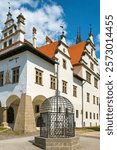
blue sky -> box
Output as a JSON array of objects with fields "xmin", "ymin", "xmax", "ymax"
[
  {"xmin": 0, "ymin": 0, "xmax": 100, "ymax": 58},
  {"xmin": 54, "ymin": 0, "xmax": 100, "ymax": 58}
]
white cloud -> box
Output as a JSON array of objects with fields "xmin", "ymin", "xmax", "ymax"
[{"xmin": 0, "ymin": 0, "xmax": 67, "ymax": 46}]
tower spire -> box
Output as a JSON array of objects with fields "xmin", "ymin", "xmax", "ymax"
[
  {"xmin": 8, "ymin": 2, "xmax": 11, "ymax": 13},
  {"xmin": 89, "ymin": 24, "xmax": 93, "ymax": 36},
  {"xmin": 76, "ymin": 27, "xmax": 82, "ymax": 44}
]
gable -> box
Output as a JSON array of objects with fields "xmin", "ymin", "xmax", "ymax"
[{"xmin": 68, "ymin": 42, "xmax": 86, "ymax": 65}]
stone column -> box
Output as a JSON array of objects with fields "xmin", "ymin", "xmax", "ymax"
[
  {"xmin": 14, "ymin": 93, "xmax": 36, "ymax": 133},
  {"xmin": 1, "ymin": 107, "xmax": 8, "ymax": 127}
]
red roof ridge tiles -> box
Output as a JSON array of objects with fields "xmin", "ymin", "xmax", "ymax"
[{"xmin": 37, "ymin": 41, "xmax": 59, "ymax": 58}]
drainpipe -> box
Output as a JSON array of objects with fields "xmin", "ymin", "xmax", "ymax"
[{"xmin": 81, "ymin": 80, "xmax": 86, "ymax": 128}]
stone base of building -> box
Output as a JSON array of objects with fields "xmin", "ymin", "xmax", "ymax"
[
  {"xmin": 1, "ymin": 122, "xmax": 8, "ymax": 128},
  {"xmin": 34, "ymin": 136, "xmax": 80, "ymax": 150}
]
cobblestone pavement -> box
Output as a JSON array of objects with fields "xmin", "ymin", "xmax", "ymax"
[{"xmin": 0, "ymin": 134, "xmax": 100, "ymax": 150}]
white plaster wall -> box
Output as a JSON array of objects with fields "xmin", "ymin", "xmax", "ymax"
[
  {"xmin": 81, "ymin": 50, "xmax": 100, "ymax": 127},
  {"xmin": 0, "ymin": 52, "xmax": 27, "ymax": 106},
  {"xmin": 26, "ymin": 51, "xmax": 56, "ymax": 99}
]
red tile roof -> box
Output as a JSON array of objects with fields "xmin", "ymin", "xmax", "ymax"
[
  {"xmin": 68, "ymin": 42, "xmax": 86, "ymax": 65},
  {"xmin": 37, "ymin": 41, "xmax": 59, "ymax": 58}
]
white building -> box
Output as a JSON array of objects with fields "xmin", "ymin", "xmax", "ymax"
[{"xmin": 0, "ymin": 10, "xmax": 100, "ymax": 132}]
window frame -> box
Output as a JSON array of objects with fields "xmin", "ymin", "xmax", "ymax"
[
  {"xmin": 76, "ymin": 110, "xmax": 79, "ymax": 118},
  {"xmin": 87, "ymin": 93, "xmax": 90, "ymax": 102},
  {"xmin": 35, "ymin": 68, "xmax": 43, "ymax": 85},
  {"xmin": 50, "ymin": 75, "xmax": 56, "ymax": 90},
  {"xmin": 12, "ymin": 67, "xmax": 20, "ymax": 84},
  {"xmin": 62, "ymin": 80, "xmax": 67, "ymax": 93},
  {"xmin": 73, "ymin": 85, "xmax": 77, "ymax": 97},
  {"xmin": 0, "ymin": 71, "xmax": 4, "ymax": 86},
  {"xmin": 63, "ymin": 59, "xmax": 67, "ymax": 69},
  {"xmin": 94, "ymin": 77, "xmax": 98, "ymax": 88},
  {"xmin": 86, "ymin": 71, "xmax": 91, "ymax": 84}
]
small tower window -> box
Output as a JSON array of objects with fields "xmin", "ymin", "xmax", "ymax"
[
  {"xmin": 91, "ymin": 49, "xmax": 93, "ymax": 57},
  {"xmin": 63, "ymin": 59, "xmax": 67, "ymax": 69},
  {"xmin": 4, "ymin": 32, "xmax": 7, "ymax": 37},
  {"xmin": 4, "ymin": 41, "xmax": 7, "ymax": 48},
  {"xmin": 9, "ymin": 29, "xmax": 13, "ymax": 35},
  {"xmin": 9, "ymin": 39, "xmax": 12, "ymax": 46}
]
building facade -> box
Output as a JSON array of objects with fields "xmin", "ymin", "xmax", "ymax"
[{"xmin": 0, "ymin": 10, "xmax": 100, "ymax": 132}]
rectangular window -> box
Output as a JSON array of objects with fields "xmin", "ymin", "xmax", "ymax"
[
  {"xmin": 9, "ymin": 39, "xmax": 12, "ymax": 46},
  {"xmin": 63, "ymin": 59, "xmax": 67, "ymax": 69},
  {"xmin": 90, "ymin": 62, "xmax": 94, "ymax": 70},
  {"xmin": 12, "ymin": 67, "xmax": 19, "ymax": 83},
  {"xmin": 35, "ymin": 105, "xmax": 40, "ymax": 113},
  {"xmin": 93, "ymin": 113, "xmax": 95, "ymax": 119},
  {"xmin": 76, "ymin": 110, "xmax": 79, "ymax": 118},
  {"xmin": 62, "ymin": 80, "xmax": 67, "ymax": 93},
  {"xmin": 73, "ymin": 85, "xmax": 77, "ymax": 97},
  {"xmin": 35, "ymin": 69, "xmax": 43, "ymax": 85},
  {"xmin": 97, "ymin": 113, "xmax": 99, "ymax": 120},
  {"xmin": 90, "ymin": 112, "xmax": 92, "ymax": 119},
  {"xmin": 4, "ymin": 41, "xmax": 7, "ymax": 48},
  {"xmin": 86, "ymin": 71, "xmax": 91, "ymax": 83},
  {"xmin": 93, "ymin": 95, "xmax": 95, "ymax": 104},
  {"xmin": 0, "ymin": 72, "xmax": 4, "ymax": 86},
  {"xmin": 50, "ymin": 75, "xmax": 56, "ymax": 90},
  {"xmin": 97, "ymin": 97, "xmax": 99, "ymax": 105},
  {"xmin": 86, "ymin": 111, "xmax": 88, "ymax": 119},
  {"xmin": 94, "ymin": 77, "xmax": 98, "ymax": 88},
  {"xmin": 87, "ymin": 93, "xmax": 90, "ymax": 102}
]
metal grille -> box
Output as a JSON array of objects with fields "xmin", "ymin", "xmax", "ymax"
[{"xmin": 40, "ymin": 112, "xmax": 75, "ymax": 138}]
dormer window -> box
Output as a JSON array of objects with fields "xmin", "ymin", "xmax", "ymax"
[
  {"xmin": 9, "ymin": 29, "xmax": 13, "ymax": 35},
  {"xmin": 9, "ymin": 39, "xmax": 12, "ymax": 46},
  {"xmin": 91, "ymin": 49, "xmax": 93, "ymax": 57},
  {"xmin": 63, "ymin": 59, "xmax": 67, "ymax": 69},
  {"xmin": 4, "ymin": 41, "xmax": 7, "ymax": 48},
  {"xmin": 4, "ymin": 32, "xmax": 7, "ymax": 37},
  {"xmin": 63, "ymin": 48, "xmax": 65, "ymax": 53}
]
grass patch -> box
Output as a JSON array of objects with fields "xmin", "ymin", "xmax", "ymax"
[
  {"xmin": 0, "ymin": 127, "xmax": 7, "ymax": 132},
  {"xmin": 75, "ymin": 126, "xmax": 100, "ymax": 133},
  {"xmin": 87, "ymin": 126, "xmax": 100, "ymax": 131}
]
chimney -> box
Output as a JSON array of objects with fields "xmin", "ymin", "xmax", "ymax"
[
  {"xmin": 17, "ymin": 13, "xmax": 25, "ymax": 43},
  {"xmin": 17, "ymin": 13, "xmax": 25, "ymax": 32},
  {"xmin": 32, "ymin": 27, "xmax": 37, "ymax": 48}
]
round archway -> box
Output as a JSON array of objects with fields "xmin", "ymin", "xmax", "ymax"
[
  {"xmin": 6, "ymin": 95, "xmax": 20, "ymax": 128},
  {"xmin": 33, "ymin": 95, "xmax": 46, "ymax": 127}
]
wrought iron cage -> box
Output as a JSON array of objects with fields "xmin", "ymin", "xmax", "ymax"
[{"xmin": 39, "ymin": 95, "xmax": 75, "ymax": 138}]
